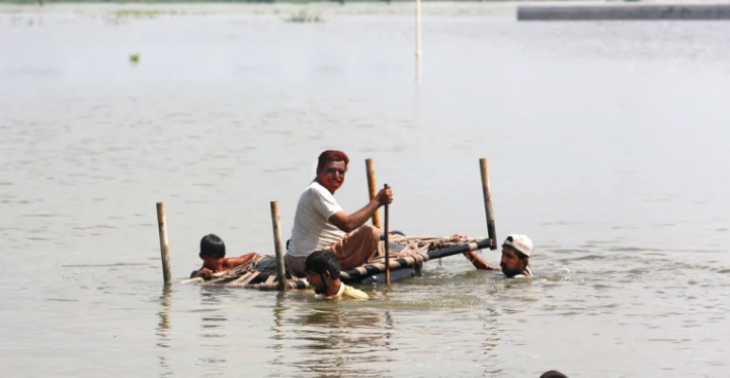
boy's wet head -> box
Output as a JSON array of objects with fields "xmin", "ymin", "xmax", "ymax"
[{"xmin": 200, "ymin": 234, "xmax": 226, "ymax": 260}]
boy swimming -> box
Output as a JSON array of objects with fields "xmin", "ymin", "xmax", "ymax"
[{"xmin": 190, "ymin": 234, "xmax": 263, "ymax": 278}]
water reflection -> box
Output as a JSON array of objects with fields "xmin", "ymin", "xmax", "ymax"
[
  {"xmin": 199, "ymin": 287, "xmax": 228, "ymax": 341},
  {"xmin": 156, "ymin": 285, "xmax": 172, "ymax": 378},
  {"xmin": 156, "ymin": 285, "xmax": 171, "ymax": 345},
  {"xmin": 273, "ymin": 291, "xmax": 287, "ymax": 335},
  {"xmin": 193, "ymin": 287, "xmax": 230, "ymax": 375},
  {"xmin": 266, "ymin": 292, "xmax": 288, "ymax": 378},
  {"xmin": 284, "ymin": 304, "xmax": 396, "ymax": 376}
]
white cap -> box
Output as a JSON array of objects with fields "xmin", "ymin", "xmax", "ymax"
[{"xmin": 503, "ymin": 234, "xmax": 533, "ymax": 257}]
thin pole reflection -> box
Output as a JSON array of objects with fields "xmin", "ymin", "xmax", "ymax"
[{"xmin": 156, "ymin": 285, "xmax": 172, "ymax": 378}]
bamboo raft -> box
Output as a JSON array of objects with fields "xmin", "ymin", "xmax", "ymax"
[
  {"xmin": 156, "ymin": 157, "xmax": 498, "ymax": 291},
  {"xmin": 177, "ymin": 235, "xmax": 492, "ymax": 291}
]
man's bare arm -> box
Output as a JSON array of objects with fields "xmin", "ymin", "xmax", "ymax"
[
  {"xmin": 222, "ymin": 253, "xmax": 261, "ymax": 269},
  {"xmin": 464, "ymin": 251, "xmax": 500, "ymax": 271},
  {"xmin": 190, "ymin": 267, "xmax": 213, "ymax": 278},
  {"xmin": 329, "ymin": 200, "xmax": 380, "ymax": 233},
  {"xmin": 329, "ymin": 188, "xmax": 392, "ymax": 232}
]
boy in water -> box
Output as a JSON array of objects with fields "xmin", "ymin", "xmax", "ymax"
[
  {"xmin": 190, "ymin": 234, "xmax": 262, "ymax": 279},
  {"xmin": 464, "ymin": 234, "xmax": 533, "ymax": 278},
  {"xmin": 305, "ymin": 250, "xmax": 369, "ymax": 300}
]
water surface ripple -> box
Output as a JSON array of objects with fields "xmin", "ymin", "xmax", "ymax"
[{"xmin": 1, "ymin": 9, "xmax": 729, "ymax": 378}]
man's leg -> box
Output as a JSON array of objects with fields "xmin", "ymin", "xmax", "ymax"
[{"xmin": 326, "ymin": 225, "xmax": 382, "ymax": 269}]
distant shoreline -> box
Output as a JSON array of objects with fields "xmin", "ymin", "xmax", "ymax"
[
  {"xmin": 0, "ymin": 1, "xmax": 525, "ymax": 17},
  {"xmin": 14, "ymin": 0, "xmax": 469, "ymax": 2},
  {"xmin": 3, "ymin": 0, "xmax": 730, "ymax": 19}
]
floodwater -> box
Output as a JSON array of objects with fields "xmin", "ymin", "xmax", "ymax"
[{"xmin": 1, "ymin": 4, "xmax": 730, "ymax": 377}]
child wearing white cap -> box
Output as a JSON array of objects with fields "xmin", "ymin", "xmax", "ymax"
[{"xmin": 464, "ymin": 234, "xmax": 533, "ymax": 278}]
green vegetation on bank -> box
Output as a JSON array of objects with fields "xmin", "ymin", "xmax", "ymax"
[{"xmin": 285, "ymin": 8, "xmax": 323, "ymax": 21}]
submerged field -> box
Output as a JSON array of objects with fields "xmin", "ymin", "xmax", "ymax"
[{"xmin": 2, "ymin": 4, "xmax": 730, "ymax": 378}]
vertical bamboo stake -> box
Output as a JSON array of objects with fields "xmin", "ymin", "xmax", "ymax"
[
  {"xmin": 270, "ymin": 201, "xmax": 287, "ymax": 291},
  {"xmin": 416, "ymin": 0, "xmax": 422, "ymax": 83},
  {"xmin": 383, "ymin": 184, "xmax": 391, "ymax": 288},
  {"xmin": 365, "ymin": 158, "xmax": 381, "ymax": 229},
  {"xmin": 479, "ymin": 158, "xmax": 498, "ymax": 250},
  {"xmin": 156, "ymin": 202, "xmax": 172, "ymax": 284},
  {"xmin": 416, "ymin": 0, "xmax": 421, "ymax": 58}
]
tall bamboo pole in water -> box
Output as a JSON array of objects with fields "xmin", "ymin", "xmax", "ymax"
[
  {"xmin": 479, "ymin": 158, "xmax": 498, "ymax": 250},
  {"xmin": 365, "ymin": 158, "xmax": 381, "ymax": 229},
  {"xmin": 416, "ymin": 0, "xmax": 422, "ymax": 82},
  {"xmin": 156, "ymin": 202, "xmax": 172, "ymax": 284},
  {"xmin": 270, "ymin": 201, "xmax": 287, "ymax": 291},
  {"xmin": 383, "ymin": 184, "xmax": 391, "ymax": 288}
]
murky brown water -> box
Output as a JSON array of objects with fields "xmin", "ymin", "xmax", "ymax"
[{"xmin": 1, "ymin": 5, "xmax": 730, "ymax": 377}]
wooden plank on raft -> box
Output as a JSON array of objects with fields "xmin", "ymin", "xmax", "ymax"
[
  {"xmin": 227, "ymin": 271, "xmax": 260, "ymax": 287},
  {"xmin": 202, "ymin": 275, "xmax": 236, "ymax": 286},
  {"xmin": 387, "ymin": 259, "xmax": 403, "ymax": 270},
  {"xmin": 240, "ymin": 271, "xmax": 261, "ymax": 285},
  {"xmin": 228, "ymin": 272, "xmax": 253, "ymax": 285}
]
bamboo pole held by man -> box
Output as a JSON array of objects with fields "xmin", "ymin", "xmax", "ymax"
[{"xmin": 384, "ymin": 183, "xmax": 391, "ymax": 288}]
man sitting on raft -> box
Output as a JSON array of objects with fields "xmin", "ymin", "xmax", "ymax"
[
  {"xmin": 190, "ymin": 234, "xmax": 268, "ymax": 279},
  {"xmin": 305, "ymin": 250, "xmax": 369, "ymax": 300},
  {"xmin": 464, "ymin": 234, "xmax": 533, "ymax": 278},
  {"xmin": 285, "ymin": 150, "xmax": 393, "ymax": 278}
]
